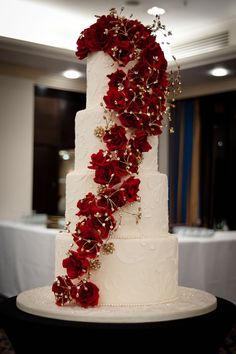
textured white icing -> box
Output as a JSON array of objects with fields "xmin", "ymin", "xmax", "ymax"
[
  {"xmin": 65, "ymin": 170, "xmax": 168, "ymax": 237},
  {"xmin": 75, "ymin": 107, "xmax": 158, "ymax": 171},
  {"xmin": 55, "ymin": 232, "xmax": 178, "ymax": 305}
]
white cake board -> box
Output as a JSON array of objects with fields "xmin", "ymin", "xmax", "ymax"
[{"xmin": 16, "ymin": 286, "xmax": 217, "ymax": 323}]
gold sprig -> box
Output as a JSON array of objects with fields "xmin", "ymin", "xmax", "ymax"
[
  {"xmin": 136, "ymin": 207, "xmax": 142, "ymax": 224},
  {"xmin": 60, "ymin": 221, "xmax": 71, "ymax": 234},
  {"xmin": 102, "ymin": 242, "xmax": 115, "ymax": 255},
  {"xmin": 90, "ymin": 258, "xmax": 101, "ymax": 270},
  {"xmin": 94, "ymin": 126, "xmax": 105, "ymax": 141},
  {"xmin": 97, "ymin": 185, "xmax": 106, "ymax": 195}
]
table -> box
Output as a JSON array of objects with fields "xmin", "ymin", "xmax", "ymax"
[
  {"xmin": 0, "ymin": 296, "xmax": 235, "ymax": 354},
  {"xmin": 0, "ymin": 221, "xmax": 56, "ymax": 296},
  {"xmin": 178, "ymin": 231, "xmax": 236, "ymax": 304},
  {"xmin": 0, "ymin": 220, "xmax": 236, "ymax": 303}
]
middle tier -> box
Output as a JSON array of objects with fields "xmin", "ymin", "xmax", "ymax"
[
  {"xmin": 65, "ymin": 170, "xmax": 169, "ymax": 238},
  {"xmin": 74, "ymin": 107, "xmax": 159, "ymax": 172}
]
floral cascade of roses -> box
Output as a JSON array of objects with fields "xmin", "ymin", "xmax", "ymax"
[{"xmin": 52, "ymin": 8, "xmax": 176, "ymax": 308}]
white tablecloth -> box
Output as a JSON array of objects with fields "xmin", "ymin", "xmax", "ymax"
[
  {"xmin": 0, "ymin": 221, "xmax": 236, "ymax": 303},
  {"xmin": 0, "ymin": 221, "xmax": 56, "ymax": 297},
  {"xmin": 178, "ymin": 231, "xmax": 236, "ymax": 304}
]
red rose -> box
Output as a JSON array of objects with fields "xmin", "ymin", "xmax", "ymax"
[
  {"xmin": 87, "ymin": 24, "xmax": 110, "ymax": 51},
  {"xmin": 142, "ymin": 112, "xmax": 163, "ymax": 136},
  {"xmin": 94, "ymin": 164, "xmax": 120, "ymax": 186},
  {"xmin": 98, "ymin": 187, "xmax": 126, "ymax": 211},
  {"xmin": 103, "ymin": 124, "xmax": 127, "ymax": 151},
  {"xmin": 76, "ymin": 15, "xmax": 114, "ymax": 59},
  {"xmin": 107, "ymin": 70, "xmax": 126, "ymax": 89},
  {"xmin": 75, "ymin": 30, "xmax": 90, "ymax": 60},
  {"xmin": 103, "ymin": 88, "xmax": 128, "ymax": 111},
  {"xmin": 121, "ymin": 176, "xmax": 140, "ymax": 203},
  {"xmin": 117, "ymin": 150, "xmax": 139, "ymax": 174},
  {"xmin": 62, "ymin": 251, "xmax": 89, "ymax": 279},
  {"xmin": 107, "ymin": 37, "xmax": 135, "ymax": 66},
  {"xmin": 73, "ymin": 219, "xmax": 102, "ymax": 258},
  {"xmin": 140, "ymin": 42, "xmax": 166, "ymax": 69},
  {"xmin": 94, "ymin": 159, "xmax": 127, "ymax": 187},
  {"xmin": 52, "ymin": 276, "xmax": 75, "ymax": 306},
  {"xmin": 128, "ymin": 62, "xmax": 153, "ymax": 86},
  {"xmin": 71, "ymin": 281, "xmax": 99, "ymax": 308},
  {"xmin": 131, "ymin": 130, "xmax": 152, "ymax": 152},
  {"xmin": 135, "ymin": 26, "xmax": 156, "ymax": 49},
  {"xmin": 75, "ymin": 234, "xmax": 101, "ymax": 258},
  {"xmin": 118, "ymin": 112, "xmax": 142, "ymax": 129},
  {"xmin": 77, "ymin": 192, "xmax": 97, "ymax": 217},
  {"xmin": 89, "ymin": 149, "xmax": 108, "ymax": 170},
  {"xmin": 91, "ymin": 205, "xmax": 116, "ymax": 238}
]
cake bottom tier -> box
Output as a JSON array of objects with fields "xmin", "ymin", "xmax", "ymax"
[{"xmin": 55, "ymin": 233, "xmax": 178, "ymax": 306}]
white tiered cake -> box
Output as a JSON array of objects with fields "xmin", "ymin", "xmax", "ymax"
[
  {"xmin": 55, "ymin": 51, "xmax": 178, "ymax": 306},
  {"xmin": 16, "ymin": 10, "xmax": 216, "ymax": 322}
]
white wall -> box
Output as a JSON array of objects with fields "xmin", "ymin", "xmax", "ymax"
[{"xmin": 0, "ymin": 75, "xmax": 34, "ymax": 220}]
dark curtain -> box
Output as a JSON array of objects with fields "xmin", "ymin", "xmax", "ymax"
[
  {"xmin": 169, "ymin": 91, "xmax": 236, "ymax": 230},
  {"xmin": 169, "ymin": 99, "xmax": 201, "ymax": 228}
]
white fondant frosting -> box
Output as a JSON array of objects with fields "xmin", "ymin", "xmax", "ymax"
[{"xmin": 56, "ymin": 232, "xmax": 178, "ymax": 305}]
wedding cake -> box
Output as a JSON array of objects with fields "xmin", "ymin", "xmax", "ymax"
[
  {"xmin": 16, "ymin": 9, "xmax": 216, "ymax": 321},
  {"xmin": 53, "ymin": 9, "xmax": 179, "ymax": 307}
]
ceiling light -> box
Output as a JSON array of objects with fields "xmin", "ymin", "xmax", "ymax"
[
  {"xmin": 62, "ymin": 69, "xmax": 83, "ymax": 79},
  {"xmin": 209, "ymin": 67, "xmax": 230, "ymax": 77},
  {"xmin": 147, "ymin": 6, "xmax": 166, "ymax": 16}
]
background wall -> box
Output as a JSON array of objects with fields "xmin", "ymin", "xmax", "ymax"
[{"xmin": 0, "ymin": 75, "xmax": 34, "ymax": 220}]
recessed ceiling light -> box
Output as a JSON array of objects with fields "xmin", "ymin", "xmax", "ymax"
[
  {"xmin": 209, "ymin": 67, "xmax": 230, "ymax": 77},
  {"xmin": 62, "ymin": 69, "xmax": 83, "ymax": 79},
  {"xmin": 147, "ymin": 6, "xmax": 166, "ymax": 16}
]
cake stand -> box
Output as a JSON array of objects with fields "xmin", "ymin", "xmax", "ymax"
[{"xmin": 16, "ymin": 286, "xmax": 217, "ymax": 323}]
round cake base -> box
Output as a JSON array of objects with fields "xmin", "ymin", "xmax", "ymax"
[{"xmin": 16, "ymin": 286, "xmax": 217, "ymax": 323}]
